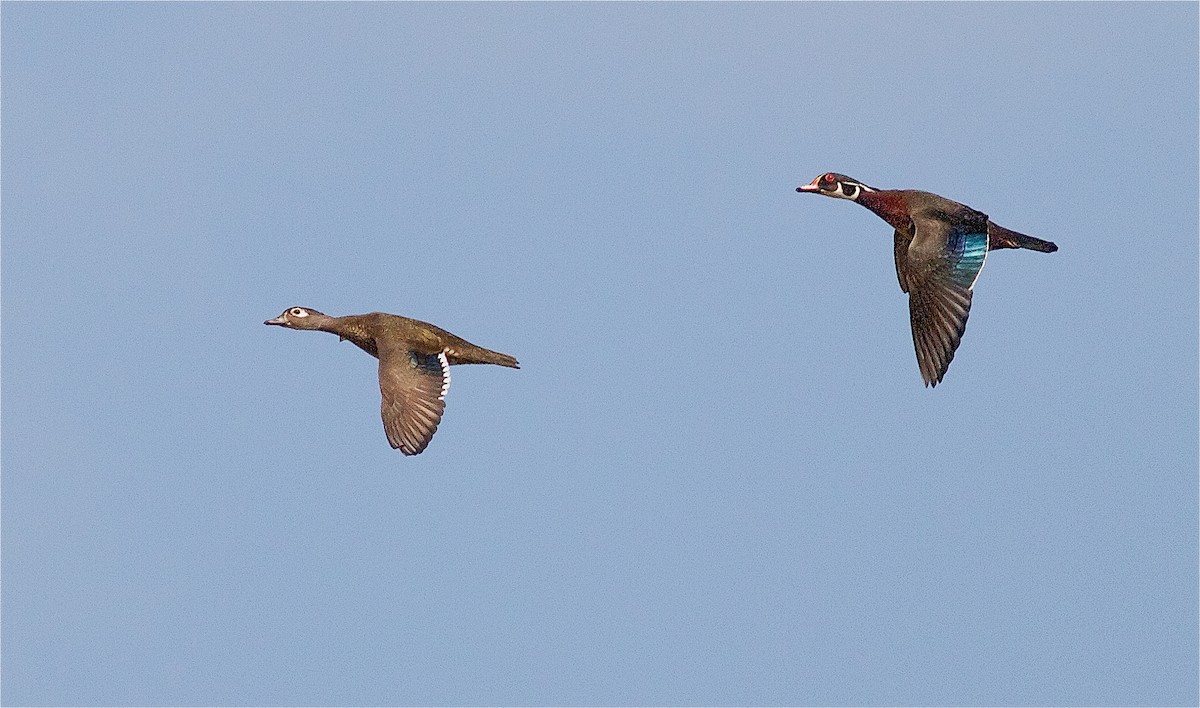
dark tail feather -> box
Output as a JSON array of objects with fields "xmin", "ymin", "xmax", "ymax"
[
  {"xmin": 458, "ymin": 346, "xmax": 519, "ymax": 368},
  {"xmin": 483, "ymin": 350, "xmax": 520, "ymax": 369},
  {"xmin": 990, "ymin": 223, "xmax": 1058, "ymax": 253}
]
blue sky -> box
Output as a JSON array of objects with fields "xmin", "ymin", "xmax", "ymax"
[{"xmin": 3, "ymin": 3, "xmax": 1196, "ymax": 706}]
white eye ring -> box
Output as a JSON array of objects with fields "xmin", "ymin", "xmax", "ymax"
[{"xmin": 290, "ymin": 308, "xmax": 308, "ymax": 317}]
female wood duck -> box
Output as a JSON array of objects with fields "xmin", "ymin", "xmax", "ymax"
[
  {"xmin": 265, "ymin": 307, "xmax": 519, "ymax": 455},
  {"xmin": 797, "ymin": 173, "xmax": 1057, "ymax": 387}
]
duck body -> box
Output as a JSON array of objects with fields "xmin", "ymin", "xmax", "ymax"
[
  {"xmin": 797, "ymin": 173, "xmax": 1057, "ymax": 387},
  {"xmin": 265, "ymin": 307, "xmax": 518, "ymax": 455},
  {"xmin": 311, "ymin": 311, "xmax": 520, "ymax": 367}
]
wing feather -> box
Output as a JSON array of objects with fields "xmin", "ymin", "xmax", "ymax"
[
  {"xmin": 378, "ymin": 345, "xmax": 450, "ymax": 455},
  {"xmin": 896, "ymin": 206, "xmax": 988, "ymax": 387}
]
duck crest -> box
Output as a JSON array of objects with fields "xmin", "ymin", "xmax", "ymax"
[{"xmin": 856, "ymin": 190, "xmax": 912, "ymax": 232}]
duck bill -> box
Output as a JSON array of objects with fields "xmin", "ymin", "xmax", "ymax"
[
  {"xmin": 796, "ymin": 180, "xmax": 821, "ymax": 193},
  {"xmin": 264, "ymin": 317, "xmax": 286, "ymax": 326}
]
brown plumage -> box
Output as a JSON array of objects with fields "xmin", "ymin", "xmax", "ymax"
[
  {"xmin": 798, "ymin": 172, "xmax": 1057, "ymax": 387},
  {"xmin": 265, "ymin": 307, "xmax": 518, "ymax": 455}
]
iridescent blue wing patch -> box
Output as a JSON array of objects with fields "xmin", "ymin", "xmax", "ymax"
[
  {"xmin": 409, "ymin": 351, "xmax": 450, "ymax": 401},
  {"xmin": 409, "ymin": 351, "xmax": 442, "ymax": 376},
  {"xmin": 945, "ymin": 226, "xmax": 988, "ymax": 290}
]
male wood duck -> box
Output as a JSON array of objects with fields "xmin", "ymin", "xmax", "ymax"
[
  {"xmin": 265, "ymin": 308, "xmax": 519, "ymax": 455},
  {"xmin": 797, "ymin": 173, "xmax": 1057, "ymax": 387}
]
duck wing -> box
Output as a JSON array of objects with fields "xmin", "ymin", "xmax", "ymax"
[
  {"xmin": 377, "ymin": 339, "xmax": 450, "ymax": 455},
  {"xmin": 894, "ymin": 203, "xmax": 989, "ymax": 387}
]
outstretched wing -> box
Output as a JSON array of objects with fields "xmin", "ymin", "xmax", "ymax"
[
  {"xmin": 377, "ymin": 341, "xmax": 450, "ymax": 455},
  {"xmin": 907, "ymin": 274, "xmax": 975, "ymax": 387},
  {"xmin": 895, "ymin": 205, "xmax": 989, "ymax": 387}
]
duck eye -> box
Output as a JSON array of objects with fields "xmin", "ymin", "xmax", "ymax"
[
  {"xmin": 823, "ymin": 173, "xmax": 837, "ymax": 183},
  {"xmin": 290, "ymin": 308, "xmax": 307, "ymax": 317}
]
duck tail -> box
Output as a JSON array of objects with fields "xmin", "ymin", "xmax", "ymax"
[
  {"xmin": 989, "ymin": 223, "xmax": 1058, "ymax": 253},
  {"xmin": 480, "ymin": 349, "xmax": 520, "ymax": 369},
  {"xmin": 453, "ymin": 345, "xmax": 519, "ymax": 368}
]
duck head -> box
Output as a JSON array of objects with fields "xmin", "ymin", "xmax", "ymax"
[
  {"xmin": 797, "ymin": 172, "xmax": 876, "ymax": 201},
  {"xmin": 264, "ymin": 307, "xmax": 331, "ymax": 330}
]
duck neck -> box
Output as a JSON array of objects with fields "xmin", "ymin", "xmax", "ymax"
[
  {"xmin": 856, "ymin": 189, "xmax": 912, "ymax": 231},
  {"xmin": 322, "ymin": 316, "xmax": 379, "ymax": 358}
]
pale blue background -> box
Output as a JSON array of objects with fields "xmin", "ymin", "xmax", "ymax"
[{"xmin": 3, "ymin": 3, "xmax": 1197, "ymax": 706}]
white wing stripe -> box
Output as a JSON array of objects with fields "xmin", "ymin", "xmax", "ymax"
[{"xmin": 438, "ymin": 351, "xmax": 451, "ymax": 401}]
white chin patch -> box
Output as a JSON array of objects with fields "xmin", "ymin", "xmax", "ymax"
[
  {"xmin": 835, "ymin": 182, "xmax": 872, "ymax": 201},
  {"xmin": 828, "ymin": 185, "xmax": 858, "ymax": 201}
]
